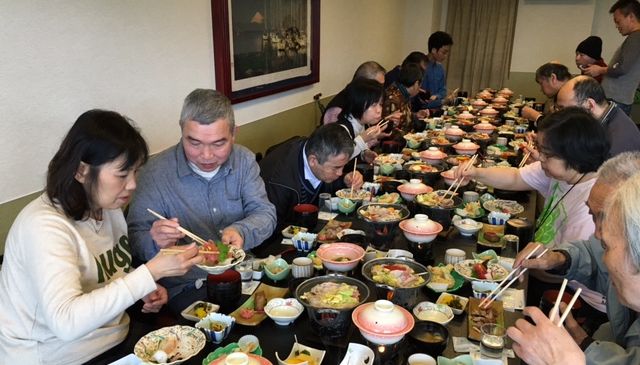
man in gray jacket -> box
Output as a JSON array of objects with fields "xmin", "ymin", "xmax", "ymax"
[
  {"xmin": 127, "ymin": 89, "xmax": 276, "ymax": 312},
  {"xmin": 513, "ymin": 152, "xmax": 640, "ymax": 365},
  {"xmin": 556, "ymin": 75, "xmax": 640, "ymax": 156}
]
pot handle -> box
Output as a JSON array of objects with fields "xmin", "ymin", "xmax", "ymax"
[
  {"xmin": 375, "ymin": 283, "xmax": 396, "ymax": 292},
  {"xmin": 316, "ymin": 308, "xmax": 341, "ymax": 316}
]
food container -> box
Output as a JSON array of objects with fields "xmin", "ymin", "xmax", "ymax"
[
  {"xmin": 479, "ymin": 107, "xmax": 499, "ymax": 116},
  {"xmin": 291, "ymin": 232, "xmax": 317, "ymax": 252},
  {"xmin": 444, "ymin": 126, "xmax": 465, "ymax": 141},
  {"xmin": 452, "ymin": 139, "xmax": 480, "ymax": 156},
  {"xmin": 471, "ymin": 99, "xmax": 488, "ymax": 108},
  {"xmin": 444, "ymin": 248, "xmax": 466, "ymax": 265},
  {"xmin": 291, "ymin": 257, "xmax": 314, "ymax": 278},
  {"xmin": 405, "ymin": 162, "xmax": 444, "ymax": 186},
  {"xmin": 264, "ymin": 298, "xmax": 304, "ymax": 326},
  {"xmin": 352, "ymin": 299, "xmax": 415, "ymax": 345},
  {"xmin": 452, "ymin": 217, "xmax": 483, "ymax": 236},
  {"xmin": 416, "ymin": 195, "xmax": 463, "ymax": 230},
  {"xmin": 412, "ymin": 301, "xmax": 454, "ymax": 325},
  {"xmin": 195, "ymin": 313, "xmax": 236, "ymax": 343},
  {"xmin": 295, "ymin": 275, "xmax": 370, "ymax": 338},
  {"xmin": 398, "ymin": 214, "xmax": 443, "ymax": 243},
  {"xmin": 316, "ymin": 243, "xmax": 365, "ymax": 272},
  {"xmin": 419, "ymin": 147, "xmax": 448, "ymax": 165},
  {"xmin": 436, "ymin": 292, "xmax": 469, "ymax": 315},
  {"xmin": 408, "ymin": 321, "xmax": 449, "ymax": 357},
  {"xmin": 505, "ymin": 217, "xmax": 534, "ymax": 249},
  {"xmin": 492, "ymin": 96, "xmax": 509, "ymax": 105},
  {"xmin": 473, "ymin": 122, "xmax": 496, "ymax": 133},
  {"xmin": 440, "ymin": 167, "xmax": 469, "ymax": 187},
  {"xmin": 361, "ymin": 258, "xmax": 430, "ymax": 309},
  {"xmin": 264, "ymin": 258, "xmax": 290, "ymax": 282},
  {"xmin": 472, "ymin": 280, "xmax": 499, "ymax": 299},
  {"xmin": 397, "ymin": 179, "xmax": 433, "ymax": 201},
  {"xmin": 457, "ymin": 110, "xmax": 475, "ymax": 120}
]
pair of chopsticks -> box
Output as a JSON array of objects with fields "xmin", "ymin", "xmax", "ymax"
[
  {"xmin": 160, "ymin": 248, "xmax": 218, "ymax": 255},
  {"xmin": 518, "ymin": 141, "xmax": 533, "ymax": 168},
  {"xmin": 366, "ymin": 117, "xmax": 390, "ymax": 135},
  {"xmin": 146, "ymin": 208, "xmax": 208, "ymax": 246},
  {"xmin": 441, "ymin": 154, "xmax": 478, "ymax": 200},
  {"xmin": 479, "ymin": 243, "xmax": 549, "ymax": 309},
  {"xmin": 349, "ymin": 158, "xmax": 358, "ymax": 199},
  {"xmin": 550, "ymin": 278, "xmax": 583, "ymax": 327}
]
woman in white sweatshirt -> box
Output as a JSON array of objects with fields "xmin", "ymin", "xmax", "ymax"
[{"xmin": 0, "ymin": 110, "xmax": 203, "ymax": 365}]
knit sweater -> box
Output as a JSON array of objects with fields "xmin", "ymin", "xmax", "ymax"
[{"xmin": 0, "ymin": 194, "xmax": 157, "ymax": 365}]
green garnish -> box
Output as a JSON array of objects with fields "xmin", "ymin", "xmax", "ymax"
[{"xmin": 216, "ymin": 242, "xmax": 230, "ymax": 262}]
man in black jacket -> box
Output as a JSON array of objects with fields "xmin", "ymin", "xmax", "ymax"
[{"xmin": 259, "ymin": 124, "xmax": 363, "ymax": 228}]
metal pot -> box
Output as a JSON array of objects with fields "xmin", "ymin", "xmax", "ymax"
[
  {"xmin": 361, "ymin": 258, "xmax": 431, "ymax": 309},
  {"xmin": 295, "ymin": 274, "xmax": 370, "ymax": 338}
]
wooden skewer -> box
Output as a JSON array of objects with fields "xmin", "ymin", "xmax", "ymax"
[
  {"xmin": 479, "ymin": 244, "xmax": 541, "ymax": 308},
  {"xmin": 557, "ymin": 288, "xmax": 582, "ymax": 327},
  {"xmin": 549, "ymin": 278, "xmax": 568, "ymax": 322},
  {"xmin": 481, "ymin": 248, "xmax": 549, "ymax": 309},
  {"xmin": 349, "ymin": 158, "xmax": 358, "ymax": 199},
  {"xmin": 146, "ymin": 208, "xmax": 208, "ymax": 246}
]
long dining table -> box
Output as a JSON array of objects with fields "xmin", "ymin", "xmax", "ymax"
[{"xmin": 107, "ymin": 189, "xmax": 536, "ymax": 365}]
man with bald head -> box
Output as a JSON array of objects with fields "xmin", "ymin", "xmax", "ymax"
[{"xmin": 556, "ymin": 75, "xmax": 640, "ymax": 156}]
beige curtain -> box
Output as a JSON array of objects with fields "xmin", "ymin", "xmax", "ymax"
[{"xmin": 445, "ymin": 0, "xmax": 519, "ymax": 94}]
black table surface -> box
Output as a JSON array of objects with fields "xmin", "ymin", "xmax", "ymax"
[{"xmin": 113, "ymin": 192, "xmax": 536, "ymax": 365}]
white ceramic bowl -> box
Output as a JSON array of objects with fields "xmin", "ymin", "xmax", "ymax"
[
  {"xmin": 471, "ymin": 280, "xmax": 500, "ymax": 299},
  {"xmin": 452, "ymin": 217, "xmax": 483, "ymax": 237},
  {"xmin": 264, "ymin": 298, "xmax": 304, "ymax": 326},
  {"xmin": 317, "ymin": 243, "xmax": 365, "ymax": 272},
  {"xmin": 408, "ymin": 353, "xmax": 436, "ymax": 365},
  {"xmin": 444, "ymin": 248, "xmax": 466, "ymax": 265},
  {"xmin": 399, "ymin": 214, "xmax": 443, "ymax": 243},
  {"xmin": 352, "ymin": 300, "xmax": 415, "ymax": 345},
  {"xmin": 397, "ymin": 179, "xmax": 433, "ymax": 202},
  {"xmin": 412, "ymin": 301, "xmax": 454, "ymax": 325}
]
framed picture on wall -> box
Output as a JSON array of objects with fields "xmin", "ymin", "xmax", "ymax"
[{"xmin": 211, "ymin": 0, "xmax": 320, "ymax": 104}]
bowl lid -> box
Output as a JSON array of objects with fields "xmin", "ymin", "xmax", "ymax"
[
  {"xmin": 479, "ymin": 107, "xmax": 498, "ymax": 115},
  {"xmin": 445, "ymin": 126, "xmax": 465, "ymax": 136},
  {"xmin": 457, "ymin": 111, "xmax": 475, "ymax": 119},
  {"xmin": 399, "ymin": 214, "xmax": 443, "ymax": 234},
  {"xmin": 420, "ymin": 147, "xmax": 447, "ymax": 159},
  {"xmin": 474, "ymin": 122, "xmax": 495, "ymax": 131},
  {"xmin": 352, "ymin": 300, "xmax": 415, "ymax": 334},
  {"xmin": 472, "ymin": 99, "xmax": 488, "ymax": 106},
  {"xmin": 398, "ymin": 179, "xmax": 433, "ymax": 195},
  {"xmin": 453, "ymin": 140, "xmax": 480, "ymax": 150}
]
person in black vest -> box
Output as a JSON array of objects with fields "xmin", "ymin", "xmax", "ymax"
[{"xmin": 259, "ymin": 124, "xmax": 363, "ymax": 228}]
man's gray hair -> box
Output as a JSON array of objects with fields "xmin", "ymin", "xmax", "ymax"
[
  {"xmin": 179, "ymin": 89, "xmax": 235, "ymax": 130},
  {"xmin": 597, "ymin": 152, "xmax": 640, "ymax": 187},
  {"xmin": 607, "ymin": 172, "xmax": 640, "ymax": 271}
]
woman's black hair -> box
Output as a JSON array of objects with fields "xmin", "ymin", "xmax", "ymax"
[
  {"xmin": 46, "ymin": 109, "xmax": 149, "ymax": 220},
  {"xmin": 342, "ymin": 78, "xmax": 384, "ymax": 120},
  {"xmin": 537, "ymin": 106, "xmax": 610, "ymax": 173}
]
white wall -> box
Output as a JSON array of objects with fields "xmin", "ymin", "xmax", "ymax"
[
  {"xmin": 510, "ymin": 0, "xmax": 623, "ymax": 73},
  {"xmin": 0, "ymin": 0, "xmax": 433, "ymax": 204}
]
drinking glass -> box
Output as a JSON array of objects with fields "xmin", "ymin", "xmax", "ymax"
[
  {"xmin": 319, "ymin": 193, "xmax": 331, "ymax": 214},
  {"xmin": 480, "ymin": 323, "xmax": 506, "ymax": 359}
]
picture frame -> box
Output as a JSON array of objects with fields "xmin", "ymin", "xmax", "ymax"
[{"xmin": 211, "ymin": 0, "xmax": 320, "ymax": 104}]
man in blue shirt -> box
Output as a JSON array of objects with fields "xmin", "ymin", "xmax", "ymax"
[
  {"xmin": 127, "ymin": 89, "xmax": 277, "ymax": 313},
  {"xmin": 421, "ymin": 31, "xmax": 454, "ymax": 109}
]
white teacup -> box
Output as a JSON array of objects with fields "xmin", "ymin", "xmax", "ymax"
[
  {"xmin": 291, "ymin": 257, "xmax": 313, "ymax": 278},
  {"xmin": 445, "ymin": 248, "xmax": 466, "ymax": 265},
  {"xmin": 408, "ymin": 353, "xmax": 436, "ymax": 365}
]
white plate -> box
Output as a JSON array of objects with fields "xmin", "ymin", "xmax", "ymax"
[
  {"xmin": 482, "ymin": 199, "xmax": 524, "ymax": 215},
  {"xmin": 339, "ymin": 343, "xmax": 375, "ymax": 365},
  {"xmin": 134, "ymin": 325, "xmax": 205, "ymax": 365},
  {"xmin": 453, "ymin": 259, "xmax": 510, "ymax": 282},
  {"xmin": 196, "ymin": 245, "xmax": 246, "ymax": 275},
  {"xmin": 180, "ymin": 300, "xmax": 220, "ymax": 322}
]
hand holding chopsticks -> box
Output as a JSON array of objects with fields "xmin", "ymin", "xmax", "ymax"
[
  {"xmin": 518, "ymin": 141, "xmax": 533, "ymax": 168},
  {"xmin": 441, "ymin": 154, "xmax": 478, "ymax": 200},
  {"xmin": 480, "ymin": 244, "xmax": 548, "ymax": 308},
  {"xmin": 146, "ymin": 208, "xmax": 208, "ymax": 246}
]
